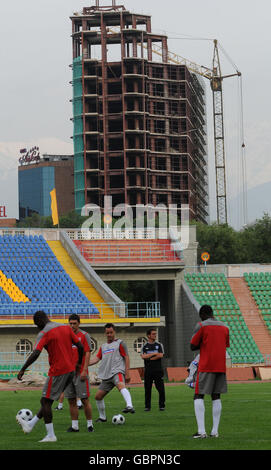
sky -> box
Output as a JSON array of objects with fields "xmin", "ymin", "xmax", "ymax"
[{"xmin": 0, "ymin": 0, "xmax": 270, "ymax": 229}]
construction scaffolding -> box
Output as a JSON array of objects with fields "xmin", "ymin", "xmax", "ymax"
[{"xmin": 71, "ymin": 2, "xmax": 209, "ymax": 222}]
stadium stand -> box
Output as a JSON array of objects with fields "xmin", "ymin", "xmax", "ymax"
[
  {"xmin": 228, "ymin": 277, "xmax": 271, "ymax": 357},
  {"xmin": 244, "ymin": 272, "xmax": 271, "ymax": 333},
  {"xmin": 184, "ymin": 272, "xmax": 264, "ymax": 364},
  {"xmin": 0, "ymin": 234, "xmax": 101, "ymax": 318},
  {"xmin": 47, "ymin": 240, "xmax": 115, "ymax": 319},
  {"xmin": 73, "ymin": 239, "xmax": 181, "ymax": 264}
]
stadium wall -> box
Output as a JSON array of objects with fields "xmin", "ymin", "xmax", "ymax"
[
  {"xmin": 168, "ymin": 271, "xmax": 186, "ymax": 367},
  {"xmin": 184, "ymin": 263, "xmax": 271, "ymax": 276},
  {"xmin": 155, "ymin": 271, "xmax": 197, "ymax": 368},
  {"xmin": 181, "ymin": 281, "xmax": 201, "ymax": 365},
  {"xmin": 0, "ymin": 326, "xmax": 156, "ymax": 370}
]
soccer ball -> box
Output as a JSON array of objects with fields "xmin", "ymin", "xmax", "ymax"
[
  {"xmin": 112, "ymin": 414, "xmax": 125, "ymax": 425},
  {"xmin": 16, "ymin": 409, "xmax": 33, "ymax": 422}
]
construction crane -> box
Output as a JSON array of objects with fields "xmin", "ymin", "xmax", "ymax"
[
  {"xmin": 150, "ymin": 39, "xmax": 242, "ymax": 225},
  {"xmin": 108, "ymin": 23, "xmax": 245, "ymax": 224}
]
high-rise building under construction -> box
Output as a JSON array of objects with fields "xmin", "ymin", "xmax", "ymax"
[{"xmin": 71, "ymin": 2, "xmax": 209, "ymax": 222}]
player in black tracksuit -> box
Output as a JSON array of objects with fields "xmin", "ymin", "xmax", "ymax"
[{"xmin": 140, "ymin": 329, "xmax": 165, "ymax": 411}]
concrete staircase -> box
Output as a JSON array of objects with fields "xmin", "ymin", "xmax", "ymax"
[
  {"xmin": 228, "ymin": 277, "xmax": 271, "ymax": 356},
  {"xmin": 47, "ymin": 241, "xmax": 114, "ymax": 319}
]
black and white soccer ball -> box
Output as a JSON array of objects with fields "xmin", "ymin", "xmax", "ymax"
[
  {"xmin": 112, "ymin": 414, "xmax": 125, "ymax": 425},
  {"xmin": 16, "ymin": 409, "xmax": 33, "ymax": 422}
]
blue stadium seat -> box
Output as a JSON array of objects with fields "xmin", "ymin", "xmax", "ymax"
[{"xmin": 0, "ymin": 234, "xmax": 98, "ymax": 317}]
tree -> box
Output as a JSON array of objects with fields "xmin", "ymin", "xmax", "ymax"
[
  {"xmin": 105, "ymin": 280, "xmax": 155, "ymax": 303},
  {"xmin": 58, "ymin": 210, "xmax": 88, "ymax": 228},
  {"xmin": 195, "ymin": 214, "xmax": 271, "ymax": 265},
  {"xmin": 240, "ymin": 213, "xmax": 271, "ymax": 263},
  {"xmin": 17, "ymin": 210, "xmax": 88, "ymax": 229},
  {"xmin": 196, "ymin": 222, "xmax": 243, "ymax": 265},
  {"xmin": 16, "ymin": 213, "xmax": 53, "ymax": 228}
]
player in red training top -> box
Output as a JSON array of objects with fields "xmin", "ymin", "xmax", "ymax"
[
  {"xmin": 190, "ymin": 304, "xmax": 229, "ymax": 439},
  {"xmin": 64, "ymin": 314, "xmax": 94, "ymax": 433},
  {"xmin": 16, "ymin": 311, "xmax": 84, "ymax": 443}
]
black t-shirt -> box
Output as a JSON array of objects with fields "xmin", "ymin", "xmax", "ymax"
[{"xmin": 141, "ymin": 341, "xmax": 164, "ymax": 374}]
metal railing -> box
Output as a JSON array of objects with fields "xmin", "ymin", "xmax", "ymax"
[
  {"xmin": 0, "ymin": 226, "xmax": 185, "ymax": 241},
  {"xmin": 0, "ymin": 352, "xmax": 270, "ymax": 380},
  {"xmin": 0, "ymin": 351, "xmax": 101, "ymax": 378},
  {"xmin": 125, "ymin": 302, "xmax": 160, "ymax": 318},
  {"xmin": 0, "ymin": 301, "xmax": 160, "ymax": 320},
  {"xmin": 0, "ymin": 351, "xmax": 48, "ymax": 376},
  {"xmin": 184, "ymin": 264, "xmax": 271, "ymax": 277},
  {"xmin": 67, "ymin": 227, "xmax": 181, "ymax": 240},
  {"xmin": 183, "ymin": 265, "xmax": 227, "ymax": 275}
]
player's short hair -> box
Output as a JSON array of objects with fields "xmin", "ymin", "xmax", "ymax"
[
  {"xmin": 69, "ymin": 313, "xmax": 80, "ymax": 323},
  {"xmin": 199, "ymin": 304, "xmax": 214, "ymax": 319},
  {"xmin": 147, "ymin": 328, "xmax": 156, "ymax": 337},
  {"xmin": 104, "ymin": 323, "xmax": 115, "ymax": 330},
  {"xmin": 33, "ymin": 310, "xmax": 48, "ymax": 325}
]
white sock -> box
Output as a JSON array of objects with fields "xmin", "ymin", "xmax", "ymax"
[
  {"xmin": 29, "ymin": 415, "xmax": 40, "ymax": 430},
  {"xmin": 45, "ymin": 422, "xmax": 55, "ymax": 438},
  {"xmin": 72, "ymin": 420, "xmax": 79, "ymax": 430},
  {"xmin": 87, "ymin": 420, "xmax": 93, "ymax": 428},
  {"xmin": 96, "ymin": 399, "xmax": 106, "ymax": 420},
  {"xmin": 194, "ymin": 399, "xmax": 206, "ymax": 434},
  {"xmin": 121, "ymin": 388, "xmax": 133, "ymax": 408},
  {"xmin": 211, "ymin": 399, "xmax": 222, "ymax": 435}
]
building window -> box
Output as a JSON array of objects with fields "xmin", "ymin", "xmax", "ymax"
[
  {"xmin": 133, "ymin": 337, "xmax": 147, "ymax": 354},
  {"xmin": 89, "ymin": 337, "xmax": 97, "ymax": 353},
  {"xmin": 16, "ymin": 339, "xmax": 33, "ymax": 356}
]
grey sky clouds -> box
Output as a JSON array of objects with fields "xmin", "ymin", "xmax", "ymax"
[{"xmin": 0, "ymin": 0, "xmax": 270, "ymax": 227}]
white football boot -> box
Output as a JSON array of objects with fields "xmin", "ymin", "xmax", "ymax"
[{"xmin": 39, "ymin": 435, "xmax": 57, "ymax": 442}]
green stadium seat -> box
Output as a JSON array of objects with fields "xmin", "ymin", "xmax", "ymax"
[
  {"xmin": 244, "ymin": 271, "xmax": 271, "ymax": 341},
  {"xmin": 187, "ymin": 272, "xmax": 266, "ymax": 364}
]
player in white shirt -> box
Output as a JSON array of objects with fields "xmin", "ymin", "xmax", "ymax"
[{"xmin": 89, "ymin": 323, "xmax": 135, "ymax": 422}]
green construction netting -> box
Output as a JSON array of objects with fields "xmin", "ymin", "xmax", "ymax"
[
  {"xmin": 74, "ymin": 155, "xmax": 85, "ymax": 172},
  {"xmin": 75, "ymin": 173, "xmax": 85, "ymax": 190},
  {"xmin": 74, "ymin": 116, "xmax": 84, "ymax": 135},
  {"xmin": 73, "ymin": 97, "xmax": 83, "ymax": 117},
  {"xmin": 73, "ymin": 135, "xmax": 84, "ymax": 154},
  {"xmin": 73, "ymin": 56, "xmax": 83, "ymax": 80},
  {"xmin": 75, "ymin": 191, "xmax": 86, "ymax": 213},
  {"xmin": 73, "ymin": 57, "xmax": 85, "ymax": 211}
]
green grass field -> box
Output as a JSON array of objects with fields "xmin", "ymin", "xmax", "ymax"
[{"xmin": 1, "ymin": 382, "xmax": 271, "ymax": 451}]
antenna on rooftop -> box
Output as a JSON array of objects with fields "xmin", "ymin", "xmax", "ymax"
[{"xmin": 90, "ymin": 0, "xmax": 125, "ymax": 11}]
